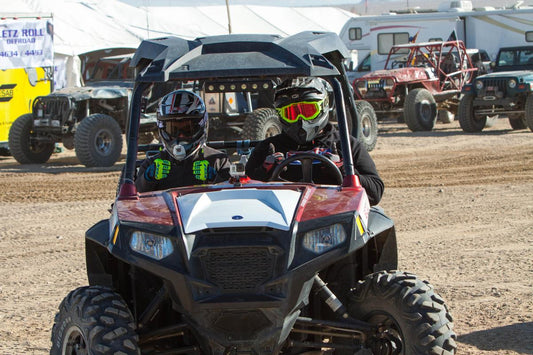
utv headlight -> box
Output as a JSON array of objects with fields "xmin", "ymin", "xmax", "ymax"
[
  {"xmin": 302, "ymin": 224, "xmax": 347, "ymax": 254},
  {"xmin": 475, "ymin": 80, "xmax": 483, "ymax": 90},
  {"xmin": 508, "ymin": 79, "xmax": 517, "ymax": 88},
  {"xmin": 130, "ymin": 231, "xmax": 173, "ymax": 260}
]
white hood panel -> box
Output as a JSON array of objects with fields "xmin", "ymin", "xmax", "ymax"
[{"xmin": 177, "ymin": 189, "xmax": 302, "ymax": 234}]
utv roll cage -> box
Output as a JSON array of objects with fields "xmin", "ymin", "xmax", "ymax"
[{"xmin": 119, "ymin": 32, "xmax": 362, "ymax": 198}]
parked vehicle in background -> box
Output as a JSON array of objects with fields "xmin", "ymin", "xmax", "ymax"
[
  {"xmin": 8, "ymin": 49, "xmax": 166, "ymax": 167},
  {"xmin": 352, "ymin": 40, "xmax": 476, "ymax": 131},
  {"xmin": 459, "ymin": 45, "xmax": 533, "ymax": 132}
]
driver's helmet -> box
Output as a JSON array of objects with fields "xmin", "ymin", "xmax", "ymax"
[
  {"xmin": 157, "ymin": 90, "xmax": 208, "ymax": 161},
  {"xmin": 274, "ymin": 77, "xmax": 329, "ymax": 145}
]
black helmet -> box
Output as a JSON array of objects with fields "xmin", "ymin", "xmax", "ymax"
[
  {"xmin": 157, "ymin": 90, "xmax": 208, "ymax": 161},
  {"xmin": 274, "ymin": 77, "xmax": 330, "ymax": 144}
]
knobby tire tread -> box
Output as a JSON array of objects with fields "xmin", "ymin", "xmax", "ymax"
[
  {"xmin": 349, "ymin": 270, "xmax": 457, "ymax": 355},
  {"xmin": 50, "ymin": 285, "xmax": 139, "ymax": 355}
]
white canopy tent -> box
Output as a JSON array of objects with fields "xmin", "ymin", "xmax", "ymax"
[{"xmin": 2, "ymin": 0, "xmax": 354, "ymax": 87}]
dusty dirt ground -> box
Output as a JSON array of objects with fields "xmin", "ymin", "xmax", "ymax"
[{"xmin": 0, "ymin": 118, "xmax": 532, "ymax": 354}]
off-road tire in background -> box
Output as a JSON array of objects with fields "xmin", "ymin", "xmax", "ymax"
[
  {"xmin": 355, "ymin": 100, "xmax": 378, "ymax": 151},
  {"xmin": 348, "ymin": 270, "xmax": 457, "ymax": 355},
  {"xmin": 404, "ymin": 88, "xmax": 437, "ymax": 131},
  {"xmin": 508, "ymin": 116, "xmax": 528, "ymax": 130},
  {"xmin": 458, "ymin": 95, "xmax": 486, "ymax": 132},
  {"xmin": 8, "ymin": 113, "xmax": 55, "ymax": 164},
  {"xmin": 74, "ymin": 114, "xmax": 123, "ymax": 167},
  {"xmin": 50, "ymin": 286, "xmax": 140, "ymax": 355},
  {"xmin": 241, "ymin": 108, "xmax": 282, "ymax": 140},
  {"xmin": 525, "ymin": 95, "xmax": 533, "ymax": 132}
]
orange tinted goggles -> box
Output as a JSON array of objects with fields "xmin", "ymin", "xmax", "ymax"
[{"xmin": 277, "ymin": 100, "xmax": 324, "ymax": 123}]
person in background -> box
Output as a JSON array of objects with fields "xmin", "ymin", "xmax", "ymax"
[
  {"xmin": 135, "ymin": 90, "xmax": 230, "ymax": 192},
  {"xmin": 245, "ymin": 77, "xmax": 384, "ymax": 205}
]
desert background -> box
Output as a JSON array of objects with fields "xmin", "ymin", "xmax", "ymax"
[{"xmin": 0, "ymin": 118, "xmax": 531, "ymax": 354}]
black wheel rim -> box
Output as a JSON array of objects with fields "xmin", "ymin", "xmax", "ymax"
[
  {"xmin": 367, "ymin": 312, "xmax": 404, "ymax": 355},
  {"xmin": 94, "ymin": 129, "xmax": 113, "ymax": 156},
  {"xmin": 63, "ymin": 325, "xmax": 88, "ymax": 355}
]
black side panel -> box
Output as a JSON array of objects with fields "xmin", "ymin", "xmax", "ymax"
[
  {"xmin": 85, "ymin": 219, "xmax": 113, "ymax": 287},
  {"xmin": 86, "ymin": 239, "xmax": 114, "ymax": 287},
  {"xmin": 368, "ymin": 207, "xmax": 398, "ymax": 271},
  {"xmin": 86, "ymin": 219, "xmax": 110, "ymax": 246},
  {"xmin": 367, "ymin": 206, "xmax": 394, "ymax": 236}
]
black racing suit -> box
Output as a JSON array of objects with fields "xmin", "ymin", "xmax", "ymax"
[
  {"xmin": 245, "ymin": 124, "xmax": 384, "ymax": 205},
  {"xmin": 135, "ymin": 145, "xmax": 230, "ymax": 193}
]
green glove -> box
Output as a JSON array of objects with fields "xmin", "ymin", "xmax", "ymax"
[
  {"xmin": 145, "ymin": 158, "xmax": 171, "ymax": 181},
  {"xmin": 193, "ymin": 160, "xmax": 210, "ymax": 181}
]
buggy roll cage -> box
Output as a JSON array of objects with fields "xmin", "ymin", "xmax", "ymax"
[
  {"xmin": 118, "ymin": 31, "xmax": 361, "ymax": 199},
  {"xmin": 385, "ymin": 40, "xmax": 477, "ymax": 91}
]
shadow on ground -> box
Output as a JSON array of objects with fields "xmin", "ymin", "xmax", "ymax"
[{"xmin": 458, "ymin": 322, "xmax": 533, "ymax": 354}]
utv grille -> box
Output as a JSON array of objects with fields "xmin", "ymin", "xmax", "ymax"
[
  {"xmin": 479, "ymin": 78, "xmax": 507, "ymax": 96},
  {"xmin": 201, "ymin": 247, "xmax": 276, "ymax": 291}
]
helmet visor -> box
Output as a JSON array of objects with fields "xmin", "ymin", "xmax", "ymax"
[
  {"xmin": 277, "ymin": 100, "xmax": 324, "ymax": 123},
  {"xmin": 162, "ymin": 118, "xmax": 201, "ymax": 141}
]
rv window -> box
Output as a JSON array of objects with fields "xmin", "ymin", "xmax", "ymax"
[
  {"xmin": 378, "ymin": 33, "xmax": 409, "ymax": 55},
  {"xmin": 429, "ymin": 38, "xmax": 443, "ymax": 42},
  {"xmin": 526, "ymin": 31, "xmax": 533, "ymax": 42},
  {"xmin": 349, "ymin": 27, "xmax": 362, "ymax": 41}
]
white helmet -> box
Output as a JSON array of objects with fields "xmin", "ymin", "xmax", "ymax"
[{"xmin": 157, "ymin": 90, "xmax": 208, "ymax": 161}]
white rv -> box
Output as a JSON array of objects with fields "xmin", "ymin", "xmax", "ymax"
[{"xmin": 340, "ymin": 2, "xmax": 533, "ymax": 77}]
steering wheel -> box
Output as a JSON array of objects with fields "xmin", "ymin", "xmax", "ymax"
[{"xmin": 269, "ymin": 152, "xmax": 343, "ymax": 185}]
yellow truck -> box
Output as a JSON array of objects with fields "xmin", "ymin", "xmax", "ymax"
[{"xmin": 0, "ymin": 67, "xmax": 52, "ymax": 154}]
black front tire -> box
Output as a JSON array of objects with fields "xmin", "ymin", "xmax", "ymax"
[
  {"xmin": 241, "ymin": 108, "xmax": 282, "ymax": 140},
  {"xmin": 458, "ymin": 95, "xmax": 485, "ymax": 132},
  {"xmin": 526, "ymin": 95, "xmax": 533, "ymax": 132},
  {"xmin": 355, "ymin": 100, "xmax": 378, "ymax": 152},
  {"xmin": 404, "ymin": 88, "xmax": 437, "ymax": 131},
  {"xmin": 50, "ymin": 286, "xmax": 140, "ymax": 355},
  {"xmin": 74, "ymin": 114, "xmax": 123, "ymax": 167},
  {"xmin": 8, "ymin": 113, "xmax": 54, "ymax": 164},
  {"xmin": 348, "ymin": 271, "xmax": 457, "ymax": 355}
]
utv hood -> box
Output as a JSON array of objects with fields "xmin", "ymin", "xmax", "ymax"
[{"xmin": 177, "ymin": 189, "xmax": 302, "ymax": 233}]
